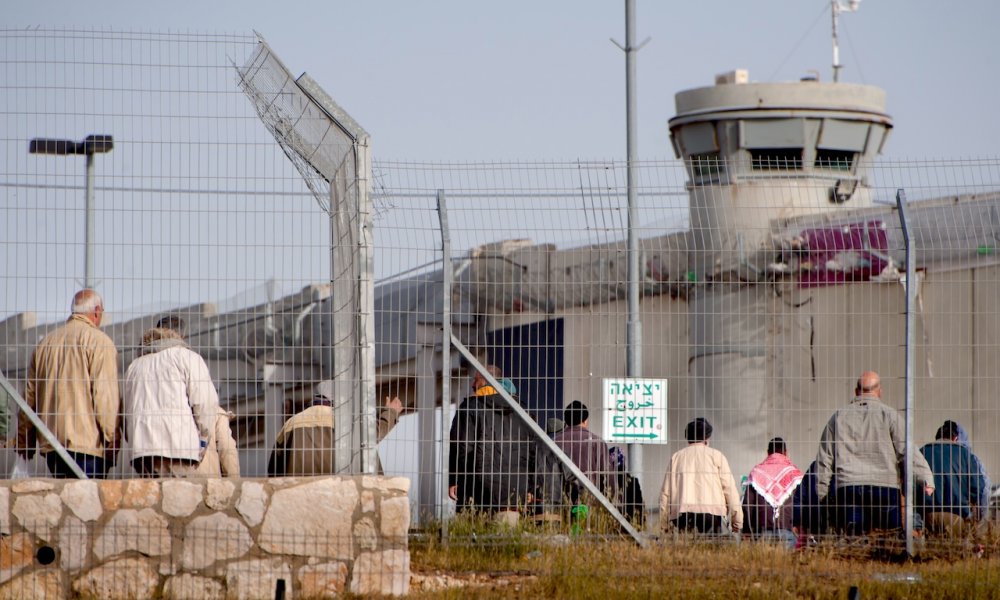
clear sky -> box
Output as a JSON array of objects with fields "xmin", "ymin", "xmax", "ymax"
[
  {"xmin": 3, "ymin": 0, "xmax": 999, "ymax": 324},
  {"xmin": 7, "ymin": 0, "xmax": 1000, "ymax": 161}
]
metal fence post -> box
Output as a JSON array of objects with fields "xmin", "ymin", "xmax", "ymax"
[
  {"xmin": 438, "ymin": 189, "xmax": 452, "ymax": 542},
  {"xmin": 897, "ymin": 188, "xmax": 916, "ymax": 557}
]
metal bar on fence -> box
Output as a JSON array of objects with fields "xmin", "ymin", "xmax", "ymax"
[
  {"xmin": 0, "ymin": 372, "xmax": 88, "ymax": 479},
  {"xmin": 438, "ymin": 189, "xmax": 453, "ymax": 541},
  {"xmin": 357, "ymin": 138, "xmax": 378, "ymax": 476},
  {"xmin": 449, "ymin": 335, "xmax": 647, "ymax": 547},
  {"xmin": 897, "ymin": 188, "xmax": 916, "ymax": 557},
  {"xmin": 330, "ymin": 178, "xmax": 355, "ymax": 474}
]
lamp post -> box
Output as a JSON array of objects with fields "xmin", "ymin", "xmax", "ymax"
[{"xmin": 28, "ymin": 134, "xmax": 114, "ymax": 289}]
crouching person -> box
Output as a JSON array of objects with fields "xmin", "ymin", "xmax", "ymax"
[
  {"xmin": 659, "ymin": 418, "xmax": 743, "ymax": 536},
  {"xmin": 742, "ymin": 437, "xmax": 803, "ymax": 548}
]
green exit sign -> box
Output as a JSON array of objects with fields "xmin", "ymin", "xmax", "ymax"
[{"xmin": 601, "ymin": 378, "xmax": 668, "ymax": 444}]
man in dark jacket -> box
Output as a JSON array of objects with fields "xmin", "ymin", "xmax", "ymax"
[
  {"xmin": 793, "ymin": 461, "xmax": 826, "ymax": 542},
  {"xmin": 448, "ymin": 365, "xmax": 538, "ymax": 513},
  {"xmin": 918, "ymin": 420, "xmax": 990, "ymax": 536},
  {"xmin": 553, "ymin": 401, "xmax": 618, "ymax": 505}
]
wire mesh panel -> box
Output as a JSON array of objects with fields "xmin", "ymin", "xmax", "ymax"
[
  {"xmin": 0, "ymin": 29, "xmax": 374, "ymax": 481},
  {"xmin": 3, "ymin": 28, "xmax": 1000, "ymax": 591},
  {"xmin": 371, "ymin": 155, "xmax": 1000, "ymax": 556}
]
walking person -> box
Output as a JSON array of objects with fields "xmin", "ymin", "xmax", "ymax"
[
  {"xmin": 16, "ymin": 289, "xmax": 121, "ymax": 478},
  {"xmin": 124, "ymin": 326, "xmax": 220, "ymax": 477}
]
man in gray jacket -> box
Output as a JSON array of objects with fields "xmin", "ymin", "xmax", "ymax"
[{"xmin": 815, "ymin": 371, "xmax": 935, "ymax": 534}]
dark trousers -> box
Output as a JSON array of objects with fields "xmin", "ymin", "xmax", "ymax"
[
  {"xmin": 832, "ymin": 485, "xmax": 901, "ymax": 534},
  {"xmin": 46, "ymin": 451, "xmax": 107, "ymax": 479},
  {"xmin": 673, "ymin": 512, "xmax": 724, "ymax": 533}
]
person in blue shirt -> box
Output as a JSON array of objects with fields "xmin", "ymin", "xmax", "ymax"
[{"xmin": 918, "ymin": 420, "xmax": 991, "ymax": 537}]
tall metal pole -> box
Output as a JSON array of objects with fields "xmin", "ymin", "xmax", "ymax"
[
  {"xmin": 831, "ymin": 0, "xmax": 842, "ymax": 83},
  {"xmin": 623, "ymin": 0, "xmax": 644, "ymax": 490},
  {"xmin": 831, "ymin": 0, "xmax": 861, "ymax": 83},
  {"xmin": 84, "ymin": 152, "xmax": 96, "ymax": 289},
  {"xmin": 437, "ymin": 189, "xmax": 453, "ymax": 539},
  {"xmin": 897, "ymin": 188, "xmax": 916, "ymax": 557}
]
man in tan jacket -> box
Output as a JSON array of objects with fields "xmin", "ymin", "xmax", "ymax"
[
  {"xmin": 659, "ymin": 417, "xmax": 743, "ymax": 534},
  {"xmin": 267, "ymin": 381, "xmax": 403, "ymax": 476},
  {"xmin": 17, "ymin": 289, "xmax": 121, "ymax": 478}
]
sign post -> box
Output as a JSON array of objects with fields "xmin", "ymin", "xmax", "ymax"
[{"xmin": 602, "ymin": 378, "xmax": 668, "ymax": 444}]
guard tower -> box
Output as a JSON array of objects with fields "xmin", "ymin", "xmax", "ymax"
[
  {"xmin": 669, "ymin": 69, "xmax": 892, "ymax": 276},
  {"xmin": 668, "ymin": 70, "xmax": 894, "ymax": 478}
]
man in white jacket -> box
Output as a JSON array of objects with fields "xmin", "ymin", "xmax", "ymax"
[{"xmin": 124, "ymin": 327, "xmax": 220, "ymax": 477}]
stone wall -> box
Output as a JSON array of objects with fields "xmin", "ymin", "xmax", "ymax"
[{"xmin": 0, "ymin": 475, "xmax": 410, "ymax": 599}]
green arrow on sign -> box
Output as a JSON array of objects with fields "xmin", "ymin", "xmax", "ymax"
[{"xmin": 611, "ymin": 433, "xmax": 658, "ymax": 439}]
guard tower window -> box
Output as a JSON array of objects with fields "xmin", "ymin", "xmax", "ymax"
[
  {"xmin": 750, "ymin": 148, "xmax": 802, "ymax": 171},
  {"xmin": 689, "ymin": 152, "xmax": 724, "ymax": 180},
  {"xmin": 815, "ymin": 149, "xmax": 855, "ymax": 171}
]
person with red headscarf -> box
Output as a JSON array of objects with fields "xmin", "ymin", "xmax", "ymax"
[{"xmin": 742, "ymin": 437, "xmax": 803, "ymax": 547}]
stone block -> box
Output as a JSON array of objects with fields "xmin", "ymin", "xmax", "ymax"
[
  {"xmin": 380, "ymin": 496, "xmax": 410, "ymax": 540},
  {"xmin": 236, "ymin": 482, "xmax": 267, "ymax": 527},
  {"xmin": 0, "ymin": 569, "xmax": 64, "ymax": 600},
  {"xmin": 10, "ymin": 480, "xmax": 53, "ymax": 494},
  {"xmin": 205, "ymin": 479, "xmax": 235, "ymax": 510},
  {"xmin": 225, "ymin": 558, "xmax": 292, "ymax": 600},
  {"xmin": 297, "ymin": 562, "xmax": 348, "ymax": 598},
  {"xmin": 98, "ymin": 480, "xmax": 123, "ymax": 510},
  {"xmin": 182, "ymin": 513, "xmax": 253, "ymax": 570},
  {"xmin": 361, "ymin": 490, "xmax": 375, "ymax": 513},
  {"xmin": 72, "ymin": 557, "xmax": 160, "ymax": 600},
  {"xmin": 93, "ymin": 508, "xmax": 171, "ymax": 560},
  {"xmin": 0, "ymin": 534, "xmax": 34, "ymax": 584},
  {"xmin": 163, "ymin": 573, "xmax": 225, "ymax": 600},
  {"xmin": 12, "ymin": 493, "xmax": 61, "ymax": 541},
  {"xmin": 259, "ymin": 478, "xmax": 357, "ymax": 559},
  {"xmin": 121, "ymin": 480, "xmax": 159, "ymax": 508},
  {"xmin": 361, "ymin": 475, "xmax": 410, "ymax": 494},
  {"xmin": 161, "ymin": 480, "xmax": 203, "ymax": 517},
  {"xmin": 58, "ymin": 515, "xmax": 90, "ymax": 572},
  {"xmin": 354, "ymin": 518, "xmax": 377, "ymax": 551},
  {"xmin": 349, "ymin": 549, "xmax": 410, "ymax": 597},
  {"xmin": 60, "ymin": 480, "xmax": 102, "ymax": 522}
]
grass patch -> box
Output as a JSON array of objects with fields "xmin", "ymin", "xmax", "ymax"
[{"xmin": 410, "ymin": 525, "xmax": 1000, "ymax": 599}]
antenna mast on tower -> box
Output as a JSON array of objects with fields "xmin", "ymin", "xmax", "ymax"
[{"xmin": 832, "ymin": 0, "xmax": 861, "ymax": 82}]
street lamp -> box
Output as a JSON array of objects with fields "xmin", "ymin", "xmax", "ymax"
[{"xmin": 29, "ymin": 134, "xmax": 114, "ymax": 289}]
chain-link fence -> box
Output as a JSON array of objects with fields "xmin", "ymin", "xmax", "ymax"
[
  {"xmin": 3, "ymin": 29, "xmax": 1000, "ymax": 594},
  {"xmin": 373, "ymin": 158, "xmax": 1000, "ymax": 547}
]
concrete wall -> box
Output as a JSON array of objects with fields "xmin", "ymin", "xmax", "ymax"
[
  {"xmin": 486, "ymin": 266, "xmax": 1000, "ymax": 504},
  {"xmin": 0, "ymin": 476, "xmax": 410, "ymax": 599}
]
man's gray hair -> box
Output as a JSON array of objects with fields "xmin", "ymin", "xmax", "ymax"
[{"xmin": 71, "ymin": 290, "xmax": 103, "ymax": 314}]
